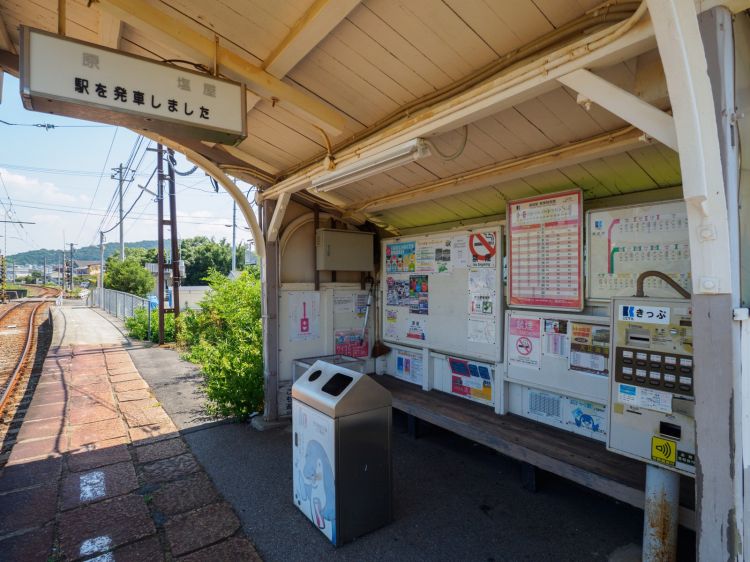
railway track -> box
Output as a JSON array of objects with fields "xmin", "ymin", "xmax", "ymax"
[{"xmin": 0, "ymin": 301, "xmax": 49, "ymax": 418}]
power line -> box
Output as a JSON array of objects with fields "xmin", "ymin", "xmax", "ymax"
[
  {"xmin": 0, "ymin": 162, "xmax": 151, "ymax": 178},
  {"xmin": 74, "ymin": 127, "xmax": 120, "ymax": 245},
  {"xmin": 0, "ymin": 118, "xmax": 115, "ymax": 130}
]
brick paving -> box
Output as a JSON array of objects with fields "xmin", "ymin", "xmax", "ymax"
[{"xmin": 0, "ymin": 344, "xmax": 261, "ymax": 561}]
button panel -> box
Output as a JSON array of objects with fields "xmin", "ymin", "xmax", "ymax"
[{"xmin": 615, "ymin": 347, "xmax": 693, "ymax": 397}]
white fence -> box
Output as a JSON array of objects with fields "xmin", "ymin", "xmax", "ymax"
[{"xmin": 90, "ymin": 287, "xmax": 149, "ymax": 320}]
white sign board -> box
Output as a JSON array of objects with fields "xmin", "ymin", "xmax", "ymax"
[{"xmin": 20, "ymin": 27, "xmax": 246, "ymax": 145}]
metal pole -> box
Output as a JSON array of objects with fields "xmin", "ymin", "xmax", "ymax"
[
  {"xmin": 231, "ymin": 199, "xmax": 237, "ymax": 275},
  {"xmin": 99, "ymin": 231, "xmax": 105, "ymax": 308},
  {"xmin": 118, "ymin": 163, "xmax": 125, "ymax": 261},
  {"xmin": 642, "ymin": 464, "xmax": 680, "ymax": 561},
  {"xmin": 167, "ymin": 149, "xmax": 180, "ymax": 320},
  {"xmin": 157, "ymin": 146, "xmax": 165, "ymax": 344},
  {"xmin": 69, "ymin": 243, "xmax": 75, "ymax": 291},
  {"xmin": 43, "ymin": 256, "xmax": 46, "ymax": 285}
]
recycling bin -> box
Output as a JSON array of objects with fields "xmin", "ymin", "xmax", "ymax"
[{"xmin": 292, "ymin": 360, "xmax": 392, "ymax": 546}]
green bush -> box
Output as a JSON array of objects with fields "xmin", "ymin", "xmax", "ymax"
[
  {"xmin": 178, "ymin": 269, "xmax": 263, "ymax": 419},
  {"xmin": 125, "ymin": 307, "xmax": 176, "ymax": 343}
]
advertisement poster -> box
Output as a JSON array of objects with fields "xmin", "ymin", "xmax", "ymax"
[
  {"xmin": 508, "ymin": 315, "xmax": 541, "ymax": 369},
  {"xmin": 407, "ymin": 320, "xmax": 426, "ymax": 341},
  {"xmin": 394, "ymin": 349, "xmax": 423, "ymax": 385},
  {"xmin": 386, "ymin": 276, "xmax": 410, "ymax": 306},
  {"xmin": 385, "ymin": 241, "xmax": 416, "ymax": 273},
  {"xmin": 288, "ymin": 291, "xmax": 320, "ymax": 341},
  {"xmin": 451, "ymin": 235, "xmax": 469, "ymax": 268},
  {"xmin": 568, "ymin": 322, "xmax": 610, "ymax": 376},
  {"xmin": 409, "ymin": 275, "xmax": 429, "ymax": 315},
  {"xmin": 449, "ymin": 356, "xmax": 493, "ymax": 403},
  {"xmin": 508, "ymin": 190, "xmax": 583, "ymax": 310},
  {"xmin": 543, "ymin": 319, "xmax": 569, "ymax": 358},
  {"xmin": 467, "ymin": 317, "xmax": 496, "ymax": 345},
  {"xmin": 417, "ymin": 239, "xmax": 452, "ymax": 274},
  {"xmin": 468, "ymin": 231, "xmax": 498, "ymax": 268},
  {"xmin": 334, "ymin": 329, "xmax": 369, "ymax": 358}
]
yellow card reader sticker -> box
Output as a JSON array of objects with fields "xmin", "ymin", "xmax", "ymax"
[{"xmin": 651, "ymin": 436, "xmax": 677, "ymax": 466}]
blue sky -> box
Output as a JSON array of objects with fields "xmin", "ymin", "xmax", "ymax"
[{"xmin": 0, "ymin": 73, "xmax": 255, "ymax": 258}]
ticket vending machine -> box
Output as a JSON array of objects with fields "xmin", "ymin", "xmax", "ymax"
[{"xmin": 606, "ymin": 297, "xmax": 695, "ymax": 476}]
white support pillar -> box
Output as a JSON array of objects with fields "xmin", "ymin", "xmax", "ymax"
[{"xmin": 648, "ymin": 2, "xmax": 743, "ymax": 559}]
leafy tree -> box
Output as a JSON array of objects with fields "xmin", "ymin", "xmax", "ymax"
[
  {"xmin": 179, "ymin": 237, "xmax": 246, "ymax": 285},
  {"xmin": 104, "ymin": 255, "xmax": 153, "ymax": 297}
]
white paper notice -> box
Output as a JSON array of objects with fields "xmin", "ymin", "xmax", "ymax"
[
  {"xmin": 468, "ymin": 268, "xmax": 496, "ymax": 292},
  {"xmin": 637, "ymin": 387, "xmax": 673, "ymax": 413},
  {"xmin": 333, "ymin": 294, "xmax": 354, "ymax": 314},
  {"xmin": 467, "ymin": 317, "xmax": 496, "ymax": 344},
  {"xmin": 508, "ymin": 315, "xmax": 541, "ymax": 370},
  {"xmin": 451, "ymin": 236, "xmax": 469, "ymax": 269}
]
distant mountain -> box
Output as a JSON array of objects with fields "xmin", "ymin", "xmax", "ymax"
[{"xmin": 7, "ymin": 240, "xmax": 159, "ymax": 266}]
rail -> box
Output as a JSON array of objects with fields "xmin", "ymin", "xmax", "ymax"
[
  {"xmin": 0, "ymin": 301, "xmax": 44, "ymax": 414},
  {"xmin": 90, "ymin": 287, "xmax": 149, "ymax": 320}
]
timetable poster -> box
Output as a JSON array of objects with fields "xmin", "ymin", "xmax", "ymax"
[{"xmin": 507, "ymin": 190, "xmax": 583, "ymax": 310}]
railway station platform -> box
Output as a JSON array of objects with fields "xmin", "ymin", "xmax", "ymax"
[
  {"xmin": 1, "ymin": 303, "xmax": 696, "ymax": 561},
  {"xmin": 0, "ymin": 303, "xmax": 260, "ymax": 561}
]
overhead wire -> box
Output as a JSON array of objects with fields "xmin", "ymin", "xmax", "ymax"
[{"xmin": 74, "ymin": 127, "xmax": 120, "ymax": 245}]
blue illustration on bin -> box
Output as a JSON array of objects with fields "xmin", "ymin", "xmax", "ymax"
[
  {"xmin": 572, "ymin": 408, "xmax": 600, "ymax": 432},
  {"xmin": 298, "ymin": 439, "xmax": 336, "ymax": 540}
]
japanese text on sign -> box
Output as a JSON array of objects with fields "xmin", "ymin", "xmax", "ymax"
[{"xmin": 507, "ymin": 190, "xmax": 583, "ymax": 310}]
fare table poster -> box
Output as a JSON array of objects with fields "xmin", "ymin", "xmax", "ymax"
[{"xmin": 507, "ymin": 189, "xmax": 583, "ymax": 311}]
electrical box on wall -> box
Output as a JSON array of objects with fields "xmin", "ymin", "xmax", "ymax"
[
  {"xmin": 607, "ymin": 297, "xmax": 695, "ymax": 476},
  {"xmin": 316, "ymin": 229, "xmax": 374, "ymax": 271}
]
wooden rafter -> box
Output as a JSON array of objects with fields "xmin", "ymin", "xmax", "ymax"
[
  {"xmin": 98, "ymin": 0, "xmax": 347, "ymax": 135},
  {"xmin": 98, "ymin": 11, "xmax": 122, "ymax": 49},
  {"xmin": 264, "ymin": 0, "xmax": 361, "ymax": 78},
  {"xmin": 0, "ymin": 10, "xmax": 16, "ymax": 54}
]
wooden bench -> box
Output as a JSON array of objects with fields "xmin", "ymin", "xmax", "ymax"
[{"xmin": 378, "ymin": 375, "xmax": 696, "ymax": 530}]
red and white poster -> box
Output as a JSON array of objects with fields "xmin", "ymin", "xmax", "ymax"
[
  {"xmin": 508, "ymin": 315, "xmax": 541, "ymax": 370},
  {"xmin": 507, "ymin": 190, "xmax": 583, "ymax": 310}
]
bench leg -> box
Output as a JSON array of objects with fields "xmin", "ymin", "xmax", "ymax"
[
  {"xmin": 521, "ymin": 462, "xmax": 537, "ymax": 492},
  {"xmin": 407, "ymin": 414, "xmax": 419, "ymax": 439}
]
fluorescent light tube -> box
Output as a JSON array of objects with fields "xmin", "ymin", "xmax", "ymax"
[{"xmin": 311, "ymin": 138, "xmax": 431, "ymax": 193}]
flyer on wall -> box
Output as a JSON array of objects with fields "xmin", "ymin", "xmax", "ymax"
[
  {"xmin": 508, "ymin": 315, "xmax": 541, "ymax": 369},
  {"xmin": 568, "ymin": 322, "xmax": 610, "ymax": 376}
]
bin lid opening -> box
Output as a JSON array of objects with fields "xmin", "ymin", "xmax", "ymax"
[
  {"xmin": 321, "ymin": 373, "xmax": 354, "ymax": 397},
  {"xmin": 308, "ymin": 370, "xmax": 322, "ymax": 382}
]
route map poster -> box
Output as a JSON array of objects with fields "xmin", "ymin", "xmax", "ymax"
[
  {"xmin": 586, "ymin": 201, "xmax": 690, "ymax": 300},
  {"xmin": 507, "ymin": 190, "xmax": 583, "ymax": 310}
]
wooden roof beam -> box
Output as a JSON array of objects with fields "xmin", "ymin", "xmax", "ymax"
[
  {"xmin": 264, "ymin": 0, "xmax": 361, "ymax": 78},
  {"xmin": 349, "ymin": 127, "xmax": 650, "ymax": 215},
  {"xmin": 98, "ymin": 11, "xmax": 122, "ymax": 49},
  {"xmin": 97, "ymin": 0, "xmax": 347, "ymax": 136},
  {"xmin": 0, "ymin": 10, "xmax": 16, "ymax": 54}
]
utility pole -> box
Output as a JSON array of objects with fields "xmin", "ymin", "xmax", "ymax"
[
  {"xmin": 68, "ymin": 243, "xmax": 75, "ymax": 291},
  {"xmin": 112, "ymin": 164, "xmax": 126, "ymax": 261},
  {"xmin": 157, "ymin": 145, "xmax": 165, "ymax": 344},
  {"xmin": 167, "ymin": 148, "xmax": 181, "ymax": 320},
  {"xmin": 43, "ymin": 256, "xmax": 47, "ymax": 284},
  {"xmin": 99, "ymin": 231, "xmax": 105, "ymax": 308}
]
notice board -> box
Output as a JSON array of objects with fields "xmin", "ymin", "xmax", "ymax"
[
  {"xmin": 507, "ymin": 189, "xmax": 584, "ymax": 310},
  {"xmin": 381, "ymin": 226, "xmax": 503, "ymax": 363},
  {"xmin": 586, "ymin": 200, "xmax": 691, "ymax": 300}
]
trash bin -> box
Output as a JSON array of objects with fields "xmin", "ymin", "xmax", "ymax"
[{"xmin": 292, "ymin": 360, "xmax": 392, "ymax": 546}]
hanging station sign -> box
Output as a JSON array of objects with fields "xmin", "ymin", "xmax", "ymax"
[{"xmin": 19, "ymin": 27, "xmax": 246, "ymax": 145}]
